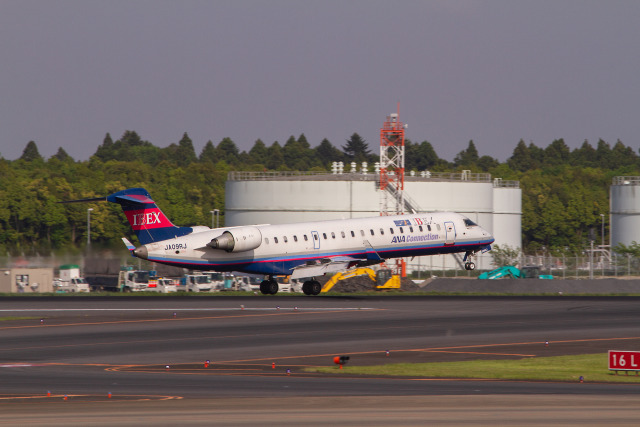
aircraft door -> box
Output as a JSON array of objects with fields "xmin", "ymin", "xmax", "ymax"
[
  {"xmin": 311, "ymin": 231, "xmax": 320, "ymax": 250},
  {"xmin": 444, "ymin": 221, "xmax": 456, "ymax": 246}
]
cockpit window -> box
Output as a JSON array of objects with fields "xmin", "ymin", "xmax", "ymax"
[{"xmin": 464, "ymin": 218, "xmax": 478, "ymax": 227}]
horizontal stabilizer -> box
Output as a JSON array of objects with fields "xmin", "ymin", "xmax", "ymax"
[
  {"xmin": 58, "ymin": 196, "xmax": 107, "ymax": 204},
  {"xmin": 122, "ymin": 237, "xmax": 136, "ymax": 252}
]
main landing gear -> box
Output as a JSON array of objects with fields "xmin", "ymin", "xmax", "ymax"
[
  {"xmin": 259, "ymin": 277, "xmax": 279, "ymax": 295},
  {"xmin": 302, "ymin": 280, "xmax": 322, "ymax": 296}
]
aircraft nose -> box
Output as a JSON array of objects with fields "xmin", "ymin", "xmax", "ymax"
[{"xmin": 133, "ymin": 245, "xmax": 148, "ymax": 260}]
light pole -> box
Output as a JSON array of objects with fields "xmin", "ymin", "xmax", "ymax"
[
  {"xmin": 211, "ymin": 209, "xmax": 219, "ymax": 229},
  {"xmin": 87, "ymin": 208, "xmax": 94, "ymax": 247},
  {"xmin": 600, "ymin": 214, "xmax": 605, "ymax": 248}
]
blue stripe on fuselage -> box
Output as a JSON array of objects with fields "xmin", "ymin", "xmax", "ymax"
[{"xmin": 145, "ymin": 239, "xmax": 493, "ymax": 275}]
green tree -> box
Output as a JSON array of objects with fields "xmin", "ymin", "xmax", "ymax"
[
  {"xmin": 248, "ymin": 139, "xmax": 268, "ymax": 166},
  {"xmin": 342, "ymin": 133, "xmax": 371, "ymax": 164},
  {"xmin": 216, "ymin": 137, "xmax": 240, "ymax": 165},
  {"xmin": 508, "ymin": 139, "xmax": 538, "ymax": 172},
  {"xmin": 283, "ymin": 135, "xmax": 310, "ymax": 170},
  {"xmin": 610, "ymin": 140, "xmax": 637, "ymax": 168},
  {"xmin": 453, "ymin": 140, "xmax": 479, "ymax": 168},
  {"xmin": 199, "ymin": 140, "xmax": 218, "ymax": 163},
  {"xmin": 490, "ymin": 244, "xmax": 521, "ymax": 267},
  {"xmin": 51, "ymin": 147, "xmax": 73, "ymax": 162},
  {"xmin": 543, "ymin": 139, "xmax": 571, "ymax": 167},
  {"xmin": 570, "ymin": 140, "xmax": 598, "ymax": 168},
  {"xmin": 175, "ymin": 132, "xmax": 197, "ymax": 166},
  {"xmin": 94, "ymin": 133, "xmax": 114, "ymax": 161},
  {"xmin": 314, "ymin": 138, "xmax": 342, "ymax": 167},
  {"xmin": 596, "ymin": 139, "xmax": 612, "ymax": 168},
  {"xmin": 266, "ymin": 141, "xmax": 285, "ymax": 169},
  {"xmin": 20, "ymin": 141, "xmax": 43, "ymax": 162}
]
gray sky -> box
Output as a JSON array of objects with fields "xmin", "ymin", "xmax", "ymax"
[{"xmin": 2, "ymin": 0, "xmax": 639, "ymax": 162}]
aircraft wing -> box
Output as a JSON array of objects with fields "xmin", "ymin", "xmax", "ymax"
[{"xmin": 290, "ymin": 256, "xmax": 362, "ymax": 280}]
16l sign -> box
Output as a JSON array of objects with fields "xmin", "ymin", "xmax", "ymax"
[{"xmin": 608, "ymin": 350, "xmax": 640, "ymax": 371}]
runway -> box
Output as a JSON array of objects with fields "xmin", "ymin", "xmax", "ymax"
[{"xmin": 1, "ymin": 295, "xmax": 640, "ymax": 425}]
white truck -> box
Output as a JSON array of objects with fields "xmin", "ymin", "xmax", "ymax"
[
  {"xmin": 53, "ymin": 265, "xmax": 90, "ymax": 293},
  {"xmin": 180, "ymin": 273, "xmax": 214, "ymax": 292},
  {"xmin": 118, "ymin": 269, "xmax": 152, "ymax": 292},
  {"xmin": 147, "ymin": 277, "xmax": 178, "ymax": 293}
]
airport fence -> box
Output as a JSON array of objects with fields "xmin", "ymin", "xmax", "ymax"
[
  {"xmin": 2, "ymin": 252, "xmax": 640, "ymax": 280},
  {"xmin": 407, "ymin": 252, "xmax": 640, "ymax": 279}
]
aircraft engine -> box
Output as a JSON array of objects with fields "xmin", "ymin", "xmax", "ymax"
[{"xmin": 207, "ymin": 227, "xmax": 262, "ymax": 252}]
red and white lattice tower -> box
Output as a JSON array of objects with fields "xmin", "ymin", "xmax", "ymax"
[
  {"xmin": 379, "ymin": 107, "xmax": 406, "ymax": 277},
  {"xmin": 379, "ymin": 108, "xmax": 405, "ymax": 216}
]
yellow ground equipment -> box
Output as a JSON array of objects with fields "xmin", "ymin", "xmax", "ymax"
[{"xmin": 321, "ymin": 268, "xmax": 401, "ymax": 293}]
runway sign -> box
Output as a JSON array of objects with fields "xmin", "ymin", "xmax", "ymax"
[{"xmin": 608, "ymin": 350, "xmax": 640, "ymax": 371}]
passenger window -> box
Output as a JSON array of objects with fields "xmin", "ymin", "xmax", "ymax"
[
  {"xmin": 419, "ymin": 225, "xmax": 423, "ymax": 232},
  {"xmin": 293, "ymin": 235, "xmax": 298, "ymax": 242},
  {"xmin": 304, "ymin": 235, "xmax": 308, "ymax": 241},
  {"xmin": 351, "ymin": 231, "xmax": 355, "ymax": 237},
  {"xmin": 323, "ymin": 233, "xmax": 327, "ymax": 239},
  {"xmin": 331, "ymin": 232, "xmax": 336, "ymax": 239},
  {"xmin": 427, "ymin": 225, "xmax": 431, "ymax": 231},
  {"xmin": 361, "ymin": 230, "xmax": 365, "ymax": 237},
  {"xmin": 283, "ymin": 236, "xmax": 288, "ymax": 243},
  {"xmin": 341, "ymin": 231, "xmax": 346, "ymax": 238},
  {"xmin": 370, "ymin": 229, "xmax": 375, "ymax": 236},
  {"xmin": 389, "ymin": 228, "xmax": 394, "ymax": 235},
  {"xmin": 314, "ymin": 234, "xmax": 318, "ymax": 241},
  {"xmin": 399, "ymin": 227, "xmax": 404, "ymax": 233},
  {"xmin": 380, "ymin": 228, "xmax": 384, "ymax": 235},
  {"xmin": 274, "ymin": 237, "xmax": 279, "ymax": 244},
  {"xmin": 409, "ymin": 226, "xmax": 413, "ymax": 233}
]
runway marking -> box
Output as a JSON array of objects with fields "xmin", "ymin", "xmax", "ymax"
[
  {"xmin": 0, "ymin": 308, "xmax": 380, "ymax": 330},
  {"xmin": 0, "ymin": 394, "xmax": 183, "ymax": 402},
  {"xmin": 200, "ymin": 336, "xmax": 640, "ymax": 365},
  {"xmin": 0, "ymin": 321, "xmax": 383, "ymax": 353},
  {"xmin": 407, "ymin": 336, "xmax": 640, "ymax": 352},
  {"xmin": 0, "ymin": 307, "xmax": 375, "ymax": 312},
  {"xmin": 421, "ymin": 350, "xmax": 536, "ymax": 357}
]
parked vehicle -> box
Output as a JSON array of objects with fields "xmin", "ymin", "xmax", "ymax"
[
  {"xmin": 147, "ymin": 277, "xmax": 178, "ymax": 293},
  {"xmin": 478, "ymin": 265, "xmax": 553, "ymax": 280},
  {"xmin": 53, "ymin": 265, "xmax": 90, "ymax": 293},
  {"xmin": 180, "ymin": 273, "xmax": 214, "ymax": 292}
]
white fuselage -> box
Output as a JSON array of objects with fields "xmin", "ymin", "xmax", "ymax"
[{"xmin": 135, "ymin": 211, "xmax": 494, "ymax": 278}]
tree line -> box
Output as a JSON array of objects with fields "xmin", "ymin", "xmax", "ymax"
[{"xmin": 2, "ymin": 131, "xmax": 639, "ymax": 256}]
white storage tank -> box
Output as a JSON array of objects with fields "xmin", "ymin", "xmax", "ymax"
[
  {"xmin": 492, "ymin": 179, "xmax": 522, "ymax": 251},
  {"xmin": 610, "ymin": 176, "xmax": 640, "ymax": 249}
]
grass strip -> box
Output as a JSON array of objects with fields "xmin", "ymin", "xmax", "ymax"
[
  {"xmin": 305, "ymin": 353, "xmax": 640, "ymax": 383},
  {"xmin": 0, "ymin": 316, "xmax": 39, "ymax": 322}
]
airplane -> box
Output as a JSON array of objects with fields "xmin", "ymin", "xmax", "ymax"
[{"xmin": 64, "ymin": 187, "xmax": 494, "ymax": 295}]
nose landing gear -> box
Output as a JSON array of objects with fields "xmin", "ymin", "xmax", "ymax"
[{"xmin": 463, "ymin": 251, "xmax": 476, "ymax": 271}]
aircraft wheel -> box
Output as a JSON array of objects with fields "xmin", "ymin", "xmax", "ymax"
[
  {"xmin": 268, "ymin": 280, "xmax": 279, "ymax": 295},
  {"xmin": 310, "ymin": 281, "xmax": 322, "ymax": 296},
  {"xmin": 302, "ymin": 281, "xmax": 312, "ymax": 295},
  {"xmin": 259, "ymin": 280, "xmax": 271, "ymax": 295},
  {"xmin": 465, "ymin": 262, "xmax": 476, "ymax": 271}
]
